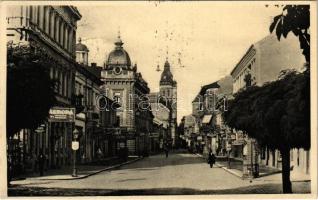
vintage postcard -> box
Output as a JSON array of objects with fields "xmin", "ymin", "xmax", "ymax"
[{"xmin": 0, "ymin": 1, "xmax": 317, "ymax": 198}]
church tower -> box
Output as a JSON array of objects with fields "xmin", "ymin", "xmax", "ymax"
[{"xmin": 159, "ymin": 59, "xmax": 177, "ymax": 147}]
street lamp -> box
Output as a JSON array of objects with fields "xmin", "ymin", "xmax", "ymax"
[{"xmin": 72, "ymin": 128, "xmax": 79, "ymax": 177}]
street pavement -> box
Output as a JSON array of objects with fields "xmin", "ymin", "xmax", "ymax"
[{"xmin": 9, "ymin": 151, "xmax": 311, "ymax": 195}]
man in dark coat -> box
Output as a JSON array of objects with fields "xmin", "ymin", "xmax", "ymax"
[
  {"xmin": 38, "ymin": 150, "xmax": 46, "ymax": 176},
  {"xmin": 208, "ymin": 150, "xmax": 216, "ymax": 168}
]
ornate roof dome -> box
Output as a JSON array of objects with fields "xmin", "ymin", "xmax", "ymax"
[
  {"xmin": 106, "ymin": 35, "xmax": 131, "ymax": 68},
  {"xmin": 160, "ymin": 60, "xmax": 174, "ymax": 86},
  {"xmin": 76, "ymin": 38, "xmax": 89, "ymax": 52}
]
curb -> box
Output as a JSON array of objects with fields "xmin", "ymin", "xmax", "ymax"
[
  {"xmin": 194, "ymin": 153, "xmax": 243, "ymax": 179},
  {"xmin": 29, "ymin": 157, "xmax": 144, "ymax": 181}
]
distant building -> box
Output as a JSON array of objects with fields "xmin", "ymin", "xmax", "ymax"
[
  {"xmin": 101, "ymin": 34, "xmax": 153, "ymax": 156},
  {"xmin": 159, "ymin": 60, "xmax": 178, "ymax": 147},
  {"xmin": 6, "ymin": 5, "xmax": 82, "ymax": 173},
  {"xmin": 230, "ymin": 33, "xmax": 308, "ymax": 178},
  {"xmin": 191, "ymin": 76, "xmax": 233, "ymax": 157}
]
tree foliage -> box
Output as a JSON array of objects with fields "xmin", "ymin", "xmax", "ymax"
[
  {"xmin": 223, "ymin": 69, "xmax": 309, "ymax": 193},
  {"xmin": 224, "ymin": 69, "xmax": 309, "ymax": 150},
  {"xmin": 7, "ymin": 48, "xmax": 57, "ymax": 137},
  {"xmin": 270, "ymin": 5, "xmax": 310, "ymax": 63}
]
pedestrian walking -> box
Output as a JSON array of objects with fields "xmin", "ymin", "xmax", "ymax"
[
  {"xmin": 38, "ymin": 150, "xmax": 46, "ymax": 176},
  {"xmin": 208, "ymin": 150, "xmax": 216, "ymax": 168},
  {"xmin": 164, "ymin": 143, "xmax": 169, "ymax": 158}
]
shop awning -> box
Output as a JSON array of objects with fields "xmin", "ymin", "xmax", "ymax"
[{"xmin": 202, "ymin": 114, "xmax": 212, "ymax": 124}]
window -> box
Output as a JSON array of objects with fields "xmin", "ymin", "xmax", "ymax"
[
  {"xmin": 37, "ymin": 6, "xmax": 41, "ymax": 28},
  {"xmin": 54, "ymin": 16, "xmax": 59, "ymax": 41},
  {"xmin": 43, "ymin": 6, "xmax": 47, "ymax": 32},
  {"xmin": 60, "ymin": 22, "xmax": 64, "ymax": 46},
  {"xmin": 48, "ymin": 9, "xmax": 53, "ymax": 36},
  {"xmin": 59, "ymin": 71, "xmax": 63, "ymax": 95},
  {"xmin": 113, "ymin": 92, "xmax": 121, "ymax": 104},
  {"xmin": 68, "ymin": 29, "xmax": 73, "ymax": 53},
  {"xmin": 29, "ymin": 6, "xmax": 33, "ymax": 23},
  {"xmin": 64, "ymin": 26, "xmax": 68, "ymax": 50}
]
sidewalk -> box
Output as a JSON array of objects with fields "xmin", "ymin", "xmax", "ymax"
[
  {"xmin": 14, "ymin": 156, "xmax": 143, "ymax": 181},
  {"xmin": 195, "ymin": 153, "xmax": 310, "ymax": 182}
]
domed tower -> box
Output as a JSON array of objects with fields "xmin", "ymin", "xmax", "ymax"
[
  {"xmin": 159, "ymin": 59, "xmax": 177, "ymax": 147},
  {"xmin": 76, "ymin": 38, "xmax": 89, "ymax": 65},
  {"xmin": 105, "ymin": 34, "xmax": 131, "ymax": 71},
  {"xmin": 101, "ymin": 34, "xmax": 151, "ymax": 155}
]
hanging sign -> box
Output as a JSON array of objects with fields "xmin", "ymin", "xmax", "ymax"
[{"xmin": 72, "ymin": 141, "xmax": 79, "ymax": 150}]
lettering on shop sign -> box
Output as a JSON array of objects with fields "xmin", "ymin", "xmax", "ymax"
[{"xmin": 49, "ymin": 107, "xmax": 75, "ymax": 122}]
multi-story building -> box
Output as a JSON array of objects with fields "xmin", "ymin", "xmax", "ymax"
[
  {"xmin": 75, "ymin": 39, "xmax": 105, "ymax": 162},
  {"xmin": 148, "ymin": 93, "xmax": 170, "ymax": 153},
  {"xmin": 191, "ymin": 76, "xmax": 232, "ymax": 157},
  {"xmin": 230, "ymin": 33, "xmax": 308, "ymax": 178},
  {"xmin": 159, "ymin": 60, "xmax": 178, "ymax": 147},
  {"xmin": 6, "ymin": 5, "xmax": 81, "ymax": 172},
  {"xmin": 101, "ymin": 34, "xmax": 153, "ymax": 156}
]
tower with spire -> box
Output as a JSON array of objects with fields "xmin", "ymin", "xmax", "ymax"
[{"xmin": 159, "ymin": 58, "xmax": 178, "ymax": 147}]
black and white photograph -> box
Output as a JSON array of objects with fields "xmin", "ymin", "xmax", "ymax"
[{"xmin": 0, "ymin": 1, "xmax": 317, "ymax": 198}]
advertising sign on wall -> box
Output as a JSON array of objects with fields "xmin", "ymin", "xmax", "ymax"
[{"xmin": 49, "ymin": 107, "xmax": 75, "ymax": 122}]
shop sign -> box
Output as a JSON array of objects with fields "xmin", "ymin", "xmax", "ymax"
[
  {"xmin": 72, "ymin": 141, "xmax": 79, "ymax": 150},
  {"xmin": 49, "ymin": 107, "xmax": 75, "ymax": 122}
]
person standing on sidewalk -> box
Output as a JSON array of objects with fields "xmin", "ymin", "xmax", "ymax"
[{"xmin": 38, "ymin": 150, "xmax": 46, "ymax": 176}]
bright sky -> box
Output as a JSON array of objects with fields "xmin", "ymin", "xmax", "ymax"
[{"xmin": 76, "ymin": 2, "xmax": 283, "ymax": 123}]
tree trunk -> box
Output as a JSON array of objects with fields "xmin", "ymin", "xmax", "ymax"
[{"xmin": 281, "ymin": 148, "xmax": 292, "ymax": 193}]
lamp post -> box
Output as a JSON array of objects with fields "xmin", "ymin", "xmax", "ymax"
[{"xmin": 72, "ymin": 128, "xmax": 79, "ymax": 177}]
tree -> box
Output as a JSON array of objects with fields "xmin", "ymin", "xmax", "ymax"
[
  {"xmin": 270, "ymin": 5, "xmax": 310, "ymax": 63},
  {"xmin": 223, "ymin": 70, "xmax": 310, "ymax": 193},
  {"xmin": 7, "ymin": 46, "xmax": 57, "ymax": 137}
]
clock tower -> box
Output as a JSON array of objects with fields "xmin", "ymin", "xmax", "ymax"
[{"xmin": 159, "ymin": 59, "xmax": 177, "ymax": 147}]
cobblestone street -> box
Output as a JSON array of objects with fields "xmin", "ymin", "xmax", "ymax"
[{"xmin": 9, "ymin": 152, "xmax": 310, "ymax": 195}]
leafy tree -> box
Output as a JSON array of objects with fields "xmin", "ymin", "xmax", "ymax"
[
  {"xmin": 270, "ymin": 5, "xmax": 310, "ymax": 63},
  {"xmin": 223, "ymin": 70, "xmax": 309, "ymax": 193},
  {"xmin": 7, "ymin": 47, "xmax": 57, "ymax": 137}
]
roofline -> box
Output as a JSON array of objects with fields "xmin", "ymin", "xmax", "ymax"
[
  {"xmin": 75, "ymin": 63, "xmax": 102, "ymax": 85},
  {"xmin": 68, "ymin": 6, "xmax": 82, "ymax": 20},
  {"xmin": 230, "ymin": 45, "xmax": 254, "ymax": 76}
]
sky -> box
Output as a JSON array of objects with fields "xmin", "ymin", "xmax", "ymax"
[{"xmin": 75, "ymin": 2, "xmax": 283, "ymax": 123}]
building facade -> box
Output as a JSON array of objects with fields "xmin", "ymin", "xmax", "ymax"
[
  {"xmin": 101, "ymin": 34, "xmax": 153, "ymax": 156},
  {"xmin": 230, "ymin": 33, "xmax": 308, "ymax": 178},
  {"xmin": 75, "ymin": 39, "xmax": 105, "ymax": 163},
  {"xmin": 6, "ymin": 5, "xmax": 81, "ymax": 174}
]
